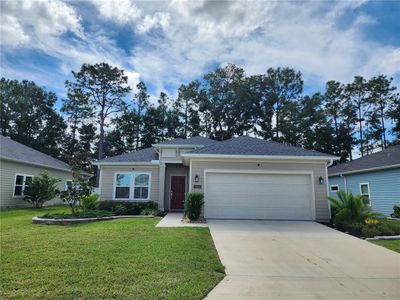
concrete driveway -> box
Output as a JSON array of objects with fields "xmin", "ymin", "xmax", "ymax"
[{"xmin": 206, "ymin": 220, "xmax": 400, "ymax": 300}]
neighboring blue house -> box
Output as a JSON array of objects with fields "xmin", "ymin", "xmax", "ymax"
[{"xmin": 328, "ymin": 145, "xmax": 400, "ymax": 216}]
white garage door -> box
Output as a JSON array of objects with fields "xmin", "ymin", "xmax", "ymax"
[{"xmin": 204, "ymin": 172, "xmax": 314, "ymax": 220}]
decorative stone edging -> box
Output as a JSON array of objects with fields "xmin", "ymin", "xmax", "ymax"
[
  {"xmin": 387, "ymin": 217, "xmax": 400, "ymax": 222},
  {"xmin": 365, "ymin": 235, "xmax": 400, "ymax": 241},
  {"xmin": 32, "ymin": 215, "xmax": 154, "ymax": 225}
]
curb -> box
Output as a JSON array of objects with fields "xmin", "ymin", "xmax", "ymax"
[{"xmin": 365, "ymin": 235, "xmax": 400, "ymax": 241}]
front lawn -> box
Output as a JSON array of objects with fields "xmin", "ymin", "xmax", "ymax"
[
  {"xmin": 0, "ymin": 206, "xmax": 224, "ymax": 299},
  {"xmin": 370, "ymin": 239, "xmax": 400, "ymax": 253}
]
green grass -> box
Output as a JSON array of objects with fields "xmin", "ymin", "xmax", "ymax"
[
  {"xmin": 0, "ymin": 206, "xmax": 224, "ymax": 299},
  {"xmin": 370, "ymin": 239, "xmax": 400, "ymax": 253}
]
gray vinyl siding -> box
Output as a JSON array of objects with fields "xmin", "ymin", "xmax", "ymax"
[
  {"xmin": 190, "ymin": 159, "xmax": 330, "ymax": 221},
  {"xmin": 0, "ymin": 159, "xmax": 72, "ymax": 208},
  {"xmin": 99, "ymin": 165, "xmax": 159, "ymax": 204}
]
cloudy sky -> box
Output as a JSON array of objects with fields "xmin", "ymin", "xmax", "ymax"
[{"xmin": 1, "ymin": 0, "xmax": 399, "ymax": 105}]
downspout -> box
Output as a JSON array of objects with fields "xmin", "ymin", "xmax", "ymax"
[
  {"xmin": 340, "ymin": 173, "xmax": 347, "ymax": 193},
  {"xmin": 326, "ymin": 159, "xmax": 334, "ymax": 221}
]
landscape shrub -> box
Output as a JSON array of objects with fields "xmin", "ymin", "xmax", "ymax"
[
  {"xmin": 361, "ymin": 226, "xmax": 381, "ymax": 238},
  {"xmin": 60, "ymin": 169, "xmax": 92, "ymax": 214},
  {"xmin": 80, "ymin": 194, "xmax": 99, "ymax": 210},
  {"xmin": 335, "ymin": 219, "xmax": 400, "ymax": 238},
  {"xmin": 23, "ymin": 172, "xmax": 60, "ymax": 208},
  {"xmin": 391, "ymin": 205, "xmax": 400, "ymax": 218},
  {"xmin": 337, "ymin": 222, "xmax": 363, "ymax": 236},
  {"xmin": 111, "ymin": 204, "xmax": 128, "ymax": 215},
  {"xmin": 40, "ymin": 210, "xmax": 112, "ymax": 219},
  {"xmin": 98, "ymin": 201, "xmax": 158, "ymax": 215},
  {"xmin": 140, "ymin": 208, "xmax": 161, "ymax": 216},
  {"xmin": 184, "ymin": 192, "xmax": 204, "ymax": 221},
  {"xmin": 328, "ymin": 191, "xmax": 381, "ymax": 227}
]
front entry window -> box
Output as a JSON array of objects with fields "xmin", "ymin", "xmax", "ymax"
[
  {"xmin": 114, "ymin": 173, "xmax": 150, "ymax": 200},
  {"xmin": 134, "ymin": 174, "xmax": 149, "ymax": 200},
  {"xmin": 115, "ymin": 174, "xmax": 132, "ymax": 199}
]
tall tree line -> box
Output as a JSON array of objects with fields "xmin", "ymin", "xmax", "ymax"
[{"xmin": 1, "ymin": 63, "xmax": 399, "ymax": 173}]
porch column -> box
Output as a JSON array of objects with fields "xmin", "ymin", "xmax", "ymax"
[{"xmin": 158, "ymin": 163, "xmax": 166, "ymax": 211}]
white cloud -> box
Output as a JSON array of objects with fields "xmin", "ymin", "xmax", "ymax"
[
  {"xmin": 0, "ymin": 15, "xmax": 30, "ymax": 47},
  {"xmin": 94, "ymin": 0, "xmax": 141, "ymax": 25},
  {"xmin": 0, "ymin": 0, "xmax": 83, "ymax": 48},
  {"xmin": 1, "ymin": 0, "xmax": 399, "ymax": 104}
]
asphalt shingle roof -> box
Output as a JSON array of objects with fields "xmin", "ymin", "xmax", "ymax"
[
  {"xmin": 328, "ymin": 145, "xmax": 400, "ymax": 176},
  {"xmin": 156, "ymin": 136, "xmax": 218, "ymax": 146},
  {"xmin": 188, "ymin": 136, "xmax": 333, "ymax": 157},
  {"xmin": 0, "ymin": 135, "xmax": 71, "ymax": 171},
  {"xmin": 96, "ymin": 147, "xmax": 158, "ymax": 163}
]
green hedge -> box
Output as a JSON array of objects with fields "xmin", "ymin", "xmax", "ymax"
[
  {"xmin": 184, "ymin": 192, "xmax": 204, "ymax": 221},
  {"xmin": 98, "ymin": 201, "xmax": 158, "ymax": 215},
  {"xmin": 338, "ymin": 219, "xmax": 400, "ymax": 238}
]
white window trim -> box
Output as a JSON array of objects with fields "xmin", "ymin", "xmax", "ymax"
[
  {"xmin": 359, "ymin": 182, "xmax": 371, "ymax": 206},
  {"xmin": 113, "ymin": 172, "xmax": 151, "ymax": 201},
  {"xmin": 330, "ymin": 185, "xmax": 339, "ymax": 192},
  {"xmin": 13, "ymin": 174, "xmax": 34, "ymax": 198}
]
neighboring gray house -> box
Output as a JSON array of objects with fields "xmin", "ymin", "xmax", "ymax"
[
  {"xmin": 94, "ymin": 136, "xmax": 338, "ymax": 221},
  {"xmin": 328, "ymin": 145, "xmax": 400, "ymax": 216},
  {"xmin": 0, "ymin": 135, "xmax": 72, "ymax": 208}
]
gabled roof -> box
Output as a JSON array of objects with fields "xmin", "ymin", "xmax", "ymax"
[
  {"xmin": 95, "ymin": 135, "xmax": 337, "ymax": 164},
  {"xmin": 0, "ymin": 135, "xmax": 71, "ymax": 172},
  {"xmin": 153, "ymin": 136, "xmax": 218, "ymax": 146},
  {"xmin": 185, "ymin": 136, "xmax": 335, "ymax": 158},
  {"xmin": 94, "ymin": 147, "xmax": 158, "ymax": 164},
  {"xmin": 328, "ymin": 145, "xmax": 400, "ymax": 176}
]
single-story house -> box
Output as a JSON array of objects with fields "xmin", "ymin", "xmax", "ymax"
[
  {"xmin": 328, "ymin": 145, "xmax": 400, "ymax": 216},
  {"xmin": 93, "ymin": 136, "xmax": 338, "ymax": 221},
  {"xmin": 0, "ymin": 135, "xmax": 73, "ymax": 208}
]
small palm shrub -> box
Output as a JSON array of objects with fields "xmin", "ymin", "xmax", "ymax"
[
  {"xmin": 80, "ymin": 194, "xmax": 99, "ymax": 210},
  {"xmin": 328, "ymin": 191, "xmax": 381, "ymax": 226},
  {"xmin": 23, "ymin": 172, "xmax": 61, "ymax": 208},
  {"xmin": 391, "ymin": 205, "xmax": 400, "ymax": 218},
  {"xmin": 184, "ymin": 192, "xmax": 204, "ymax": 221}
]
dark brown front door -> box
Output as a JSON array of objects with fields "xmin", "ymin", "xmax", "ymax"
[{"xmin": 170, "ymin": 176, "xmax": 186, "ymax": 210}]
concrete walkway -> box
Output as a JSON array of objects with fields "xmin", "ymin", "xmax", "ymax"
[
  {"xmin": 206, "ymin": 220, "xmax": 400, "ymax": 300},
  {"xmin": 156, "ymin": 212, "xmax": 208, "ymax": 227}
]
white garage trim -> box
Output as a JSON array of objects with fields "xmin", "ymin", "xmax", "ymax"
[{"xmin": 204, "ymin": 169, "xmax": 316, "ymax": 220}]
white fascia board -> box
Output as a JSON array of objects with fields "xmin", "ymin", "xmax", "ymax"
[
  {"xmin": 181, "ymin": 153, "xmax": 340, "ymax": 161},
  {"xmin": 0, "ymin": 156, "xmax": 72, "ymax": 172},
  {"xmin": 92, "ymin": 160, "xmax": 160, "ymax": 166},
  {"xmin": 151, "ymin": 144, "xmax": 205, "ymax": 148},
  {"xmin": 328, "ymin": 164, "xmax": 400, "ymax": 177}
]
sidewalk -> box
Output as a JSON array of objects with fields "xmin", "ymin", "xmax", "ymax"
[{"xmin": 156, "ymin": 212, "xmax": 208, "ymax": 227}]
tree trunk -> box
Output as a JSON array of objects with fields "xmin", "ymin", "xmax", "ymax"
[
  {"xmin": 136, "ymin": 105, "xmax": 141, "ymax": 150},
  {"xmin": 333, "ymin": 116, "xmax": 340, "ymax": 155},
  {"xmin": 358, "ymin": 108, "xmax": 363, "ymax": 157},
  {"xmin": 380, "ymin": 106, "xmax": 386, "ymax": 149},
  {"xmin": 96, "ymin": 117, "xmax": 105, "ymax": 187},
  {"xmin": 275, "ymin": 102, "xmax": 279, "ymax": 140}
]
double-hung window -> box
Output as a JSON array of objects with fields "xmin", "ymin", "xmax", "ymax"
[
  {"xmin": 114, "ymin": 172, "xmax": 151, "ymax": 200},
  {"xmin": 360, "ymin": 183, "xmax": 371, "ymax": 206},
  {"xmin": 13, "ymin": 174, "xmax": 33, "ymax": 197}
]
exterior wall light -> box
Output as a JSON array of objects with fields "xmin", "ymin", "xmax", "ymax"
[
  {"xmin": 318, "ymin": 176, "xmax": 324, "ymax": 184},
  {"xmin": 194, "ymin": 174, "xmax": 199, "ymax": 182}
]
